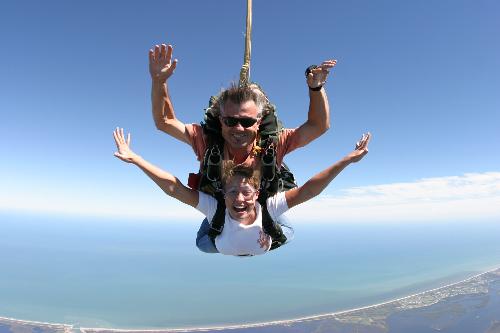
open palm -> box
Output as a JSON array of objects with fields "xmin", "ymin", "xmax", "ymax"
[
  {"xmin": 307, "ymin": 59, "xmax": 337, "ymax": 88},
  {"xmin": 347, "ymin": 133, "xmax": 371, "ymax": 163},
  {"xmin": 113, "ymin": 128, "xmax": 137, "ymax": 163},
  {"xmin": 149, "ymin": 43, "xmax": 178, "ymax": 82}
]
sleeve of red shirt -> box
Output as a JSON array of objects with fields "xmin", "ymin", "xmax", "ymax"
[
  {"xmin": 185, "ymin": 123, "xmax": 208, "ymax": 162},
  {"xmin": 276, "ymin": 128, "xmax": 301, "ymax": 166}
]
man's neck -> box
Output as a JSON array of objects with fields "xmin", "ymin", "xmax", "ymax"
[{"xmin": 227, "ymin": 145, "xmax": 253, "ymax": 164}]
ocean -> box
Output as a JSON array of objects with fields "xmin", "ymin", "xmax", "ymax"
[{"xmin": 0, "ymin": 213, "xmax": 499, "ymax": 329}]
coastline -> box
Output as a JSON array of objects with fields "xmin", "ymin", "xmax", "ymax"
[
  {"xmin": 2, "ymin": 266, "xmax": 499, "ymax": 333},
  {"xmin": 0, "ymin": 316, "xmax": 72, "ymax": 333}
]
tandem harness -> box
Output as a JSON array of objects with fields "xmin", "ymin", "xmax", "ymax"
[{"xmin": 188, "ymin": 96, "xmax": 297, "ymax": 251}]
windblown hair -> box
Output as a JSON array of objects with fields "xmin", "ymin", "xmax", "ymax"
[
  {"xmin": 212, "ymin": 83, "xmax": 270, "ymax": 118},
  {"xmin": 222, "ymin": 161, "xmax": 261, "ymax": 190}
]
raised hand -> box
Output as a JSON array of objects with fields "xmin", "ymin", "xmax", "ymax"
[
  {"xmin": 113, "ymin": 127, "xmax": 138, "ymax": 163},
  {"xmin": 347, "ymin": 132, "xmax": 371, "ymax": 163},
  {"xmin": 306, "ymin": 59, "xmax": 337, "ymax": 89},
  {"xmin": 149, "ymin": 43, "xmax": 178, "ymax": 83}
]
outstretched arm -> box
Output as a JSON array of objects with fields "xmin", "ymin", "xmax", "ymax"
[
  {"xmin": 113, "ymin": 128, "xmax": 198, "ymax": 207},
  {"xmin": 294, "ymin": 59, "xmax": 337, "ymax": 147},
  {"xmin": 285, "ymin": 133, "xmax": 371, "ymax": 209},
  {"xmin": 149, "ymin": 43, "xmax": 190, "ymax": 144}
]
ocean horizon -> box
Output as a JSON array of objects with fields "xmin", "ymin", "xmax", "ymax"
[{"xmin": 1, "ymin": 212, "xmax": 499, "ymax": 329}]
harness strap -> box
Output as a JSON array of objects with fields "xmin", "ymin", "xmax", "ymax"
[
  {"xmin": 208, "ymin": 192, "xmax": 226, "ymax": 246},
  {"xmin": 200, "ymin": 142, "xmax": 223, "ymax": 194},
  {"xmin": 206, "ymin": 145, "xmax": 222, "ymax": 182},
  {"xmin": 261, "ymin": 139, "xmax": 276, "ymax": 182},
  {"xmin": 258, "ymin": 194, "xmax": 287, "ymax": 251}
]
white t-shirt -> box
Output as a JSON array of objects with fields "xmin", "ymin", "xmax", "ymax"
[{"xmin": 196, "ymin": 192, "xmax": 289, "ymax": 256}]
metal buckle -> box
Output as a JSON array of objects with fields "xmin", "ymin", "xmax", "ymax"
[
  {"xmin": 209, "ymin": 224, "xmax": 224, "ymax": 234},
  {"xmin": 206, "ymin": 145, "xmax": 222, "ymax": 182},
  {"xmin": 261, "ymin": 144, "xmax": 276, "ymax": 181}
]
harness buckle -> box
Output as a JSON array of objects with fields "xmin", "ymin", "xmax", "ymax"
[
  {"xmin": 209, "ymin": 223, "xmax": 224, "ymax": 234},
  {"xmin": 206, "ymin": 145, "xmax": 222, "ymax": 182},
  {"xmin": 261, "ymin": 142, "xmax": 276, "ymax": 181}
]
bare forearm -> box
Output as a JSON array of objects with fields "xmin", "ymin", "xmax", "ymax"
[
  {"xmin": 151, "ymin": 79, "xmax": 170, "ymax": 129},
  {"xmin": 300, "ymin": 157, "xmax": 351, "ymax": 202},
  {"xmin": 295, "ymin": 88, "xmax": 331, "ymax": 148},
  {"xmin": 307, "ymin": 88, "xmax": 330, "ymax": 134},
  {"xmin": 150, "ymin": 80, "xmax": 189, "ymax": 143},
  {"xmin": 129, "ymin": 154, "xmax": 197, "ymax": 207},
  {"xmin": 132, "ymin": 154, "xmax": 179, "ymax": 195},
  {"xmin": 285, "ymin": 132, "xmax": 370, "ymax": 209}
]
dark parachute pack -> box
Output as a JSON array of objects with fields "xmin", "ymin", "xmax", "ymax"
[{"xmin": 188, "ymin": 95, "xmax": 297, "ymax": 250}]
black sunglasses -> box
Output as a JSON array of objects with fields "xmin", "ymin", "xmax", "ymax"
[{"xmin": 221, "ymin": 116, "xmax": 259, "ymax": 128}]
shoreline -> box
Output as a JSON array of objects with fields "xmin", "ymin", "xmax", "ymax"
[
  {"xmin": 80, "ymin": 266, "xmax": 500, "ymax": 332},
  {"xmin": 2, "ymin": 266, "xmax": 499, "ymax": 332}
]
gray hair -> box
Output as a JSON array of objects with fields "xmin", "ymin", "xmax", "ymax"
[{"xmin": 216, "ymin": 83, "xmax": 269, "ymax": 118}]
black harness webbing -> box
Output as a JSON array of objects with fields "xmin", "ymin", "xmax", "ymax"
[
  {"xmin": 257, "ymin": 194, "xmax": 287, "ymax": 250},
  {"xmin": 207, "ymin": 192, "xmax": 226, "ymax": 243}
]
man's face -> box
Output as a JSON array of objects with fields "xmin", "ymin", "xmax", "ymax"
[
  {"xmin": 220, "ymin": 100, "xmax": 260, "ymax": 150},
  {"xmin": 224, "ymin": 176, "xmax": 259, "ymax": 222}
]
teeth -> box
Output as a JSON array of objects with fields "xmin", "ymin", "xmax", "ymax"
[{"xmin": 233, "ymin": 204, "xmax": 247, "ymax": 212}]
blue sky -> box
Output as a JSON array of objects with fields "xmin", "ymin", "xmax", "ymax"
[{"xmin": 1, "ymin": 0, "xmax": 499, "ymax": 222}]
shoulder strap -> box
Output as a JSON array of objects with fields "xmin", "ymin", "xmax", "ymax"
[
  {"xmin": 202, "ymin": 96, "xmax": 220, "ymax": 132},
  {"xmin": 197, "ymin": 141, "xmax": 224, "ymax": 195},
  {"xmin": 208, "ymin": 192, "xmax": 226, "ymax": 246},
  {"xmin": 260, "ymin": 138, "xmax": 276, "ymax": 183},
  {"xmin": 197, "ymin": 96, "xmax": 224, "ymax": 195},
  {"xmin": 258, "ymin": 194, "xmax": 287, "ymax": 251},
  {"xmin": 257, "ymin": 105, "xmax": 300, "ymax": 197},
  {"xmin": 258, "ymin": 105, "xmax": 281, "ymax": 145}
]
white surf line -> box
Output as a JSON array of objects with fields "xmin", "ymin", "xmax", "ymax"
[
  {"xmin": 0, "ymin": 316, "xmax": 72, "ymax": 330},
  {"xmin": 78, "ymin": 266, "xmax": 500, "ymax": 333}
]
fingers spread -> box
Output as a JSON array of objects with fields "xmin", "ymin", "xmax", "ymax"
[
  {"xmin": 169, "ymin": 59, "xmax": 178, "ymax": 73},
  {"xmin": 359, "ymin": 132, "xmax": 372, "ymax": 150},
  {"xmin": 154, "ymin": 45, "xmax": 160, "ymax": 61},
  {"xmin": 364, "ymin": 132, "xmax": 372, "ymax": 146},
  {"xmin": 113, "ymin": 128, "xmax": 120, "ymax": 146},
  {"xmin": 159, "ymin": 44, "xmax": 166, "ymax": 60},
  {"xmin": 115, "ymin": 127, "xmax": 123, "ymax": 143},
  {"xmin": 166, "ymin": 44, "xmax": 173, "ymax": 62},
  {"xmin": 321, "ymin": 59, "xmax": 337, "ymax": 66}
]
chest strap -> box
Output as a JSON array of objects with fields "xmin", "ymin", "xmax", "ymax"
[
  {"xmin": 258, "ymin": 194, "xmax": 287, "ymax": 251},
  {"xmin": 207, "ymin": 192, "xmax": 226, "ymax": 246}
]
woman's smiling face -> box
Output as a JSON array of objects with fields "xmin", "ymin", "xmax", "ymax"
[{"xmin": 223, "ymin": 175, "xmax": 259, "ymax": 223}]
